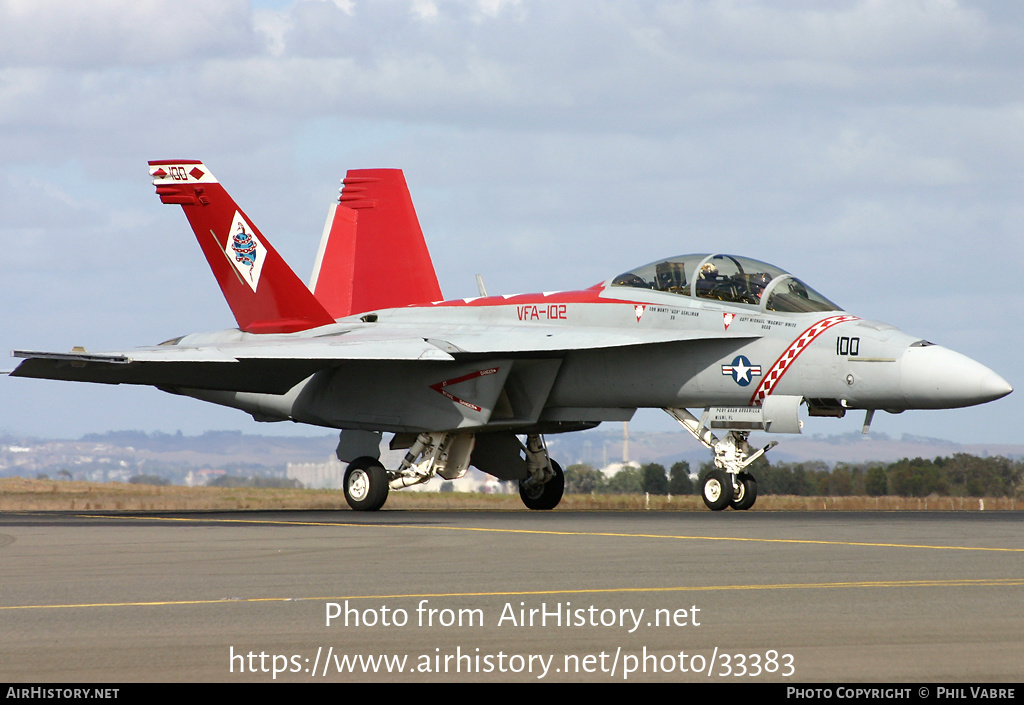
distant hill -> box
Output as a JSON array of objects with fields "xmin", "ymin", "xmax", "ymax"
[
  {"xmin": 77, "ymin": 429, "xmax": 338, "ymax": 462},
  {"xmin": 0, "ymin": 430, "xmax": 339, "ymax": 483},
  {"xmin": 2, "ymin": 428, "xmax": 1020, "ymax": 483}
]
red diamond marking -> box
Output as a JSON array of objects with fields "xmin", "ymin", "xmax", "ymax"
[{"xmin": 189, "ymin": 167, "xmax": 205, "ymax": 180}]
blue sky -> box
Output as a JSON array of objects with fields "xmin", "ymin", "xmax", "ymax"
[{"xmin": 2, "ymin": 0, "xmax": 1021, "ymax": 443}]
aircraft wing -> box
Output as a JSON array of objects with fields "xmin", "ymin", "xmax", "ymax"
[
  {"xmin": 10, "ymin": 337, "xmax": 455, "ymax": 394},
  {"xmin": 407, "ymin": 324, "xmax": 753, "ymax": 355},
  {"xmin": 11, "ymin": 324, "xmax": 751, "ymax": 394}
]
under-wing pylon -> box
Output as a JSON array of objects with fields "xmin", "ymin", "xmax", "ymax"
[{"xmin": 11, "ymin": 161, "xmax": 1012, "ymax": 511}]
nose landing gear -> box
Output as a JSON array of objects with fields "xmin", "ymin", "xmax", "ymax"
[{"xmin": 666, "ymin": 407, "xmax": 778, "ymax": 511}]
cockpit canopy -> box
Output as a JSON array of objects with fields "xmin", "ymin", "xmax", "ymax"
[{"xmin": 610, "ymin": 253, "xmax": 841, "ymax": 313}]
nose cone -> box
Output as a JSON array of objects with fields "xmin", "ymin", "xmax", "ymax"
[{"xmin": 900, "ymin": 345, "xmax": 1012, "ymax": 409}]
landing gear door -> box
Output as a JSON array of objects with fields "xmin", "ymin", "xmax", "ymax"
[{"xmin": 702, "ymin": 394, "xmax": 803, "ymax": 435}]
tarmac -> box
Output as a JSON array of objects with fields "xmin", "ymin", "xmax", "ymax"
[{"xmin": 1, "ymin": 509, "xmax": 1021, "ymax": 682}]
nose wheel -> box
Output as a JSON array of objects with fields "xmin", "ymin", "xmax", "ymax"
[
  {"xmin": 701, "ymin": 469, "xmax": 734, "ymax": 510},
  {"xmin": 701, "ymin": 470, "xmax": 758, "ymax": 511},
  {"xmin": 730, "ymin": 472, "xmax": 757, "ymax": 510}
]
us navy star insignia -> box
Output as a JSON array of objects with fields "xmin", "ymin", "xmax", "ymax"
[{"xmin": 722, "ymin": 355, "xmax": 762, "ymax": 387}]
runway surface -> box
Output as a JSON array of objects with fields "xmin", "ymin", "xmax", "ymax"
[{"xmin": 1, "ymin": 509, "xmax": 1021, "ymax": 682}]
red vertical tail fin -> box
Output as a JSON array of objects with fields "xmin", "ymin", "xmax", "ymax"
[
  {"xmin": 309, "ymin": 169, "xmax": 443, "ymax": 318},
  {"xmin": 149, "ymin": 160, "xmax": 335, "ymax": 334}
]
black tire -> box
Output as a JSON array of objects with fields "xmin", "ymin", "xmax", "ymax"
[
  {"xmin": 343, "ymin": 456, "xmax": 389, "ymax": 511},
  {"xmin": 519, "ymin": 460, "xmax": 564, "ymax": 510},
  {"xmin": 729, "ymin": 472, "xmax": 758, "ymax": 511},
  {"xmin": 701, "ymin": 469, "xmax": 734, "ymax": 511}
]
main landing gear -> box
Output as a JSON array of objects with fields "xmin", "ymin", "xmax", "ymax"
[
  {"xmin": 343, "ymin": 457, "xmax": 389, "ymax": 512},
  {"xmin": 517, "ymin": 435, "xmax": 564, "ymax": 510},
  {"xmin": 665, "ymin": 408, "xmax": 775, "ymax": 512},
  {"xmin": 340, "ymin": 432, "xmax": 564, "ymax": 512},
  {"xmin": 519, "ymin": 460, "xmax": 564, "ymax": 510}
]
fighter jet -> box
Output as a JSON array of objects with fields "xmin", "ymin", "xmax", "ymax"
[{"xmin": 11, "ymin": 161, "xmax": 1012, "ymax": 511}]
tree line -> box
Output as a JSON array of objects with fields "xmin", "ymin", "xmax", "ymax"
[{"xmin": 563, "ymin": 453, "xmax": 1024, "ymax": 498}]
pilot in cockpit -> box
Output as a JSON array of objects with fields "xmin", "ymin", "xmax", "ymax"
[
  {"xmin": 696, "ymin": 262, "xmax": 719, "ymax": 298},
  {"xmin": 747, "ymin": 271, "xmax": 772, "ymax": 301}
]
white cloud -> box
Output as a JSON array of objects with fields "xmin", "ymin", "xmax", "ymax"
[
  {"xmin": 410, "ymin": 0, "xmax": 438, "ymax": 21},
  {"xmin": 0, "ymin": 0, "xmax": 256, "ymax": 67},
  {"xmin": 1, "ymin": 0, "xmax": 1020, "ymax": 440}
]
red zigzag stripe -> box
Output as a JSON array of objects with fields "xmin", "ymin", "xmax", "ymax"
[{"xmin": 749, "ymin": 315, "xmax": 859, "ymax": 405}]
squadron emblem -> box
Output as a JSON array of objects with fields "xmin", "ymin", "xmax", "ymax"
[{"xmin": 226, "ymin": 211, "xmax": 265, "ymax": 291}]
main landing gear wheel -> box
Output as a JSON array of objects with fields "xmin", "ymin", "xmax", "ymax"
[
  {"xmin": 343, "ymin": 456, "xmax": 389, "ymax": 511},
  {"xmin": 701, "ymin": 469, "xmax": 734, "ymax": 511},
  {"xmin": 519, "ymin": 460, "xmax": 564, "ymax": 510},
  {"xmin": 729, "ymin": 472, "xmax": 758, "ymax": 511}
]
